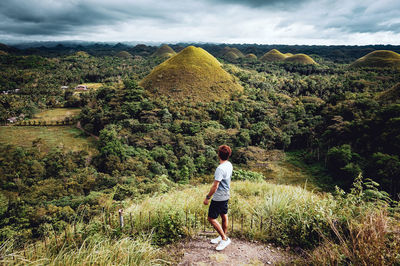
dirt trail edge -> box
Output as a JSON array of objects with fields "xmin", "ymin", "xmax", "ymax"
[{"xmin": 176, "ymin": 235, "xmax": 297, "ymax": 265}]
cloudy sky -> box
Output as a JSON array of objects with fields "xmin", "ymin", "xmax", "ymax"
[{"xmin": 1, "ymin": 0, "xmax": 400, "ymax": 45}]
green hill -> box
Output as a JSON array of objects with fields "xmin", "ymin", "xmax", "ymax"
[
  {"xmin": 0, "ymin": 50, "xmax": 8, "ymax": 56},
  {"xmin": 140, "ymin": 46, "xmax": 243, "ymax": 102},
  {"xmin": 116, "ymin": 51, "xmax": 133, "ymax": 59},
  {"xmin": 260, "ymin": 49, "xmax": 287, "ymax": 62},
  {"xmin": 245, "ymin": 53, "xmax": 257, "ymax": 60},
  {"xmin": 72, "ymin": 51, "xmax": 90, "ymax": 57},
  {"xmin": 284, "ymin": 54, "xmax": 317, "ymax": 65},
  {"xmin": 220, "ymin": 47, "xmax": 244, "ymax": 60},
  {"xmin": 153, "ymin": 44, "xmax": 176, "ymax": 58},
  {"xmin": 225, "ymin": 51, "xmax": 240, "ymax": 60},
  {"xmin": 351, "ymin": 50, "xmax": 400, "ymax": 69},
  {"xmin": 377, "ymin": 83, "xmax": 400, "ymax": 103}
]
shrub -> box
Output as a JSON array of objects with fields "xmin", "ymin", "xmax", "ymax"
[{"xmin": 232, "ymin": 169, "xmax": 264, "ymax": 182}]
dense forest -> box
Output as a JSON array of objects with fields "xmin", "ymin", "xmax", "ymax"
[{"xmin": 1, "ymin": 42, "xmax": 400, "ymax": 263}]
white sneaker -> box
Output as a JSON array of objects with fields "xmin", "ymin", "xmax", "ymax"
[
  {"xmin": 210, "ymin": 235, "xmax": 222, "ymax": 244},
  {"xmin": 216, "ymin": 238, "xmax": 231, "ymax": 251}
]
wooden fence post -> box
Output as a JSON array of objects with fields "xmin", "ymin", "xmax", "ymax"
[
  {"xmin": 130, "ymin": 212, "xmax": 133, "ymax": 234},
  {"xmin": 241, "ymin": 214, "xmax": 244, "ymax": 232},
  {"xmin": 231, "ymin": 214, "xmax": 234, "ymax": 232},
  {"xmin": 119, "ymin": 209, "xmax": 124, "ymax": 228}
]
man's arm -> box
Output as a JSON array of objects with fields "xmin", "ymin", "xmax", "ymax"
[{"xmin": 203, "ymin": 180, "xmax": 220, "ymax": 205}]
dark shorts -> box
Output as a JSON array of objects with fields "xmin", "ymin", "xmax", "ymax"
[{"xmin": 208, "ymin": 200, "xmax": 229, "ymax": 219}]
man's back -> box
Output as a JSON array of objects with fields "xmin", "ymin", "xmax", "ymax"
[{"xmin": 212, "ymin": 161, "xmax": 232, "ymax": 201}]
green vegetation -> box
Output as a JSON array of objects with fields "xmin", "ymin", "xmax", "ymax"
[
  {"xmin": 1, "ymin": 176, "xmax": 398, "ymax": 264},
  {"xmin": 140, "ymin": 46, "xmax": 243, "ymax": 102},
  {"xmin": 2, "ymin": 42, "xmax": 400, "ymax": 264},
  {"xmin": 351, "ymin": 50, "xmax": 400, "ymax": 69}
]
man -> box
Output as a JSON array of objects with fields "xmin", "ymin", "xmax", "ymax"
[{"xmin": 203, "ymin": 145, "xmax": 233, "ymax": 251}]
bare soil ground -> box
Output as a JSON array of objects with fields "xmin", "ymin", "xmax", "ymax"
[{"xmin": 173, "ymin": 234, "xmax": 298, "ymax": 265}]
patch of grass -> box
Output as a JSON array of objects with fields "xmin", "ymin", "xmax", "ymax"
[
  {"xmin": 0, "ymin": 233, "xmax": 165, "ymax": 265},
  {"xmin": 0, "ymin": 126, "xmax": 97, "ymax": 154},
  {"xmin": 80, "ymin": 83, "xmax": 103, "ymax": 90},
  {"xmin": 31, "ymin": 108, "xmax": 80, "ymax": 122},
  {"xmin": 285, "ymin": 150, "xmax": 335, "ymax": 192}
]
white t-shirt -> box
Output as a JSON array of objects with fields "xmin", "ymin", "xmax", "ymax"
[{"xmin": 212, "ymin": 161, "xmax": 233, "ymax": 201}]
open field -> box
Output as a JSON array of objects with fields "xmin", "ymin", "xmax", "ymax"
[
  {"xmin": 31, "ymin": 108, "xmax": 81, "ymax": 122},
  {"xmin": 0, "ymin": 126, "xmax": 97, "ymax": 154}
]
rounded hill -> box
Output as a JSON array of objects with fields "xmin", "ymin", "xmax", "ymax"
[
  {"xmin": 225, "ymin": 51, "xmax": 240, "ymax": 60},
  {"xmin": 116, "ymin": 51, "xmax": 133, "ymax": 59},
  {"xmin": 72, "ymin": 51, "xmax": 90, "ymax": 57},
  {"xmin": 245, "ymin": 53, "xmax": 257, "ymax": 60},
  {"xmin": 220, "ymin": 47, "xmax": 244, "ymax": 60},
  {"xmin": 377, "ymin": 83, "xmax": 400, "ymax": 103},
  {"xmin": 153, "ymin": 44, "xmax": 176, "ymax": 58},
  {"xmin": 284, "ymin": 54, "xmax": 317, "ymax": 65},
  {"xmin": 139, "ymin": 46, "xmax": 243, "ymax": 102},
  {"xmin": 351, "ymin": 50, "xmax": 400, "ymax": 69},
  {"xmin": 260, "ymin": 49, "xmax": 287, "ymax": 62}
]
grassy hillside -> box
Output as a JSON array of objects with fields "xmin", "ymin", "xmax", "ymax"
[
  {"xmin": 2, "ymin": 176, "xmax": 398, "ymax": 265},
  {"xmin": 140, "ymin": 46, "xmax": 243, "ymax": 102},
  {"xmin": 260, "ymin": 49, "xmax": 287, "ymax": 62},
  {"xmin": 115, "ymin": 51, "xmax": 133, "ymax": 59},
  {"xmin": 221, "ymin": 47, "xmax": 244, "ymax": 59},
  {"xmin": 153, "ymin": 44, "xmax": 176, "ymax": 58},
  {"xmin": 351, "ymin": 50, "xmax": 400, "ymax": 69},
  {"xmin": 245, "ymin": 53, "xmax": 257, "ymax": 60},
  {"xmin": 284, "ymin": 54, "xmax": 317, "ymax": 65},
  {"xmin": 377, "ymin": 83, "xmax": 400, "ymax": 103},
  {"xmin": 225, "ymin": 51, "xmax": 240, "ymax": 60}
]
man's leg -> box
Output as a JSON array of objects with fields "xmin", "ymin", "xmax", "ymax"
[
  {"xmin": 208, "ymin": 217, "xmax": 227, "ymax": 240},
  {"xmin": 221, "ymin": 214, "xmax": 228, "ymax": 234}
]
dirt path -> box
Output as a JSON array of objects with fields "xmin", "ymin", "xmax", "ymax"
[{"xmin": 176, "ymin": 234, "xmax": 297, "ymax": 265}]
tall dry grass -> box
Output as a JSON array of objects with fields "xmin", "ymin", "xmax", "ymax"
[{"xmin": 310, "ymin": 210, "xmax": 400, "ymax": 265}]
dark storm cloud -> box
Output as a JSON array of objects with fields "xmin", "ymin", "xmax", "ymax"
[
  {"xmin": 209, "ymin": 0, "xmax": 311, "ymax": 10},
  {"xmin": 0, "ymin": 0, "xmax": 170, "ymax": 36},
  {"xmin": 0, "ymin": 0, "xmax": 399, "ymax": 44},
  {"xmin": 211, "ymin": 0, "xmax": 310, "ymax": 8}
]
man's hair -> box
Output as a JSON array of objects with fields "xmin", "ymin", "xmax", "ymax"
[{"xmin": 218, "ymin": 145, "xmax": 232, "ymax": 161}]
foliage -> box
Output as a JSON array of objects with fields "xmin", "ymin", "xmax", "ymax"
[{"xmin": 232, "ymin": 169, "xmax": 264, "ymax": 182}]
